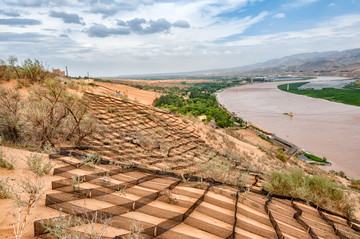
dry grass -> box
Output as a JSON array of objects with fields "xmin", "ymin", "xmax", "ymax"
[
  {"xmin": 26, "ymin": 153, "xmax": 53, "ymax": 176},
  {"xmin": 0, "ymin": 148, "xmax": 15, "ymax": 170},
  {"xmin": 264, "ymin": 168, "xmax": 353, "ymax": 216},
  {"xmin": 0, "ymin": 177, "xmax": 11, "ymax": 198}
]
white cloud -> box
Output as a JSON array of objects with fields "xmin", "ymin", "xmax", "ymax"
[
  {"xmin": 328, "ymin": 3, "xmax": 336, "ymax": 7},
  {"xmin": 0, "ymin": 0, "xmax": 359, "ymax": 76},
  {"xmin": 283, "ymin": 0, "xmax": 319, "ymax": 9},
  {"xmin": 273, "ymin": 13, "xmax": 286, "ymax": 19}
]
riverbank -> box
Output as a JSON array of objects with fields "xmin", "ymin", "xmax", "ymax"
[
  {"xmin": 217, "ymin": 77, "xmax": 360, "ymax": 179},
  {"xmin": 277, "ymin": 81, "xmax": 360, "ymax": 107}
]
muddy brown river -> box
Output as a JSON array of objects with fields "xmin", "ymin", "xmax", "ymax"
[{"xmin": 217, "ymin": 77, "xmax": 360, "ymax": 179}]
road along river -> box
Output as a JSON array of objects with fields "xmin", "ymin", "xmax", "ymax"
[{"xmin": 217, "ymin": 77, "xmax": 360, "ymax": 179}]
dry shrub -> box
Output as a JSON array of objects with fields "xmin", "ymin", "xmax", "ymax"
[
  {"xmin": 0, "ymin": 56, "xmax": 21, "ymax": 82},
  {"xmin": 0, "ymin": 87, "xmax": 23, "ymax": 142},
  {"xmin": 25, "ymin": 79, "xmax": 97, "ymax": 147},
  {"xmin": 0, "ymin": 177, "xmax": 11, "ymax": 198},
  {"xmin": 26, "ymin": 153, "xmax": 53, "ymax": 176},
  {"xmin": 275, "ymin": 152, "xmax": 287, "ymax": 163},
  {"xmin": 199, "ymin": 158, "xmax": 231, "ymax": 183},
  {"xmin": 42, "ymin": 210, "xmax": 110, "ymax": 239},
  {"xmin": 123, "ymin": 219, "xmax": 144, "ymax": 239},
  {"xmin": 129, "ymin": 132, "xmax": 159, "ymax": 149},
  {"xmin": 21, "ymin": 58, "xmax": 50, "ymax": 84},
  {"xmin": 0, "ymin": 78, "xmax": 97, "ymax": 148},
  {"xmin": 160, "ymin": 189, "xmax": 178, "ymax": 204},
  {"xmin": 10, "ymin": 176, "xmax": 44, "ymax": 239},
  {"xmin": 0, "ymin": 148, "xmax": 15, "ymax": 170}
]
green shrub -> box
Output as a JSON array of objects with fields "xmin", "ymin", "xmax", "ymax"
[
  {"xmin": 26, "ymin": 153, "xmax": 53, "ymax": 176},
  {"xmin": 264, "ymin": 168, "xmax": 352, "ymax": 215},
  {"xmin": 275, "ymin": 152, "xmax": 287, "ymax": 163}
]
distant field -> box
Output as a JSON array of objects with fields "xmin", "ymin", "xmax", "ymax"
[{"xmin": 278, "ymin": 82, "xmax": 360, "ymax": 106}]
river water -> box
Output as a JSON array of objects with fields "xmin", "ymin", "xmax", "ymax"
[{"xmin": 217, "ymin": 77, "xmax": 360, "ymax": 179}]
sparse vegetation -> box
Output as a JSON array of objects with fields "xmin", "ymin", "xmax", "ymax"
[
  {"xmin": 349, "ymin": 179, "xmax": 360, "ymax": 190},
  {"xmin": 43, "ymin": 210, "xmax": 83, "ymax": 239},
  {"xmin": 26, "ymin": 153, "xmax": 53, "ymax": 176},
  {"xmin": 0, "ymin": 177, "xmax": 11, "ymax": 198},
  {"xmin": 0, "ymin": 148, "xmax": 15, "ymax": 170},
  {"xmin": 42, "ymin": 210, "xmax": 110, "ymax": 239},
  {"xmin": 82, "ymin": 153, "xmax": 101, "ymax": 167},
  {"xmin": 71, "ymin": 176, "xmax": 83, "ymax": 194},
  {"xmin": 26, "ymin": 79, "xmax": 97, "ymax": 147},
  {"xmin": 160, "ymin": 189, "xmax": 178, "ymax": 204},
  {"xmin": 123, "ymin": 219, "xmax": 144, "ymax": 239},
  {"xmin": 11, "ymin": 176, "xmax": 44, "ymax": 239},
  {"xmin": 0, "ymin": 56, "xmax": 54, "ymax": 84},
  {"xmin": 275, "ymin": 152, "xmax": 288, "ymax": 163},
  {"xmin": 0, "ymin": 87, "xmax": 23, "ymax": 143},
  {"xmin": 264, "ymin": 168, "xmax": 352, "ymax": 216},
  {"xmin": 0, "ymin": 59, "xmax": 97, "ymax": 149}
]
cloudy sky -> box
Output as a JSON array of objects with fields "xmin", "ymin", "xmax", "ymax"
[{"xmin": 0, "ymin": 0, "xmax": 360, "ymax": 76}]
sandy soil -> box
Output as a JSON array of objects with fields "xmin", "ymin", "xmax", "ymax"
[
  {"xmin": 0, "ymin": 80, "xmax": 30, "ymax": 98},
  {"xmin": 0, "ymin": 146, "xmax": 63, "ymax": 239}
]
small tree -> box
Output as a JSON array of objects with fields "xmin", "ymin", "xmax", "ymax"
[
  {"xmin": 63, "ymin": 94, "xmax": 97, "ymax": 145},
  {"xmin": 21, "ymin": 58, "xmax": 47, "ymax": 83},
  {"xmin": 26, "ymin": 80, "xmax": 69, "ymax": 147},
  {"xmin": 25, "ymin": 79, "xmax": 97, "ymax": 147}
]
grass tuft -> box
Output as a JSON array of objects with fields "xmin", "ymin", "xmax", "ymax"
[
  {"xmin": 26, "ymin": 153, "xmax": 53, "ymax": 176},
  {"xmin": 0, "ymin": 177, "xmax": 11, "ymax": 198},
  {"xmin": 264, "ymin": 168, "xmax": 352, "ymax": 216},
  {"xmin": 0, "ymin": 148, "xmax": 15, "ymax": 170}
]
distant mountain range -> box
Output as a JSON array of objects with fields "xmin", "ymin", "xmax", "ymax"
[
  {"xmin": 113, "ymin": 48, "xmax": 360, "ymax": 79},
  {"xmin": 223, "ymin": 48, "xmax": 360, "ymax": 78}
]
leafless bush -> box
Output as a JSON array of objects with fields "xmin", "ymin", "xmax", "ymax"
[
  {"xmin": 123, "ymin": 219, "xmax": 144, "ymax": 239},
  {"xmin": 10, "ymin": 176, "xmax": 44, "ymax": 239},
  {"xmin": 25, "ymin": 80, "xmax": 69, "ymax": 147},
  {"xmin": 64, "ymin": 95, "xmax": 97, "ymax": 145},
  {"xmin": 160, "ymin": 189, "xmax": 178, "ymax": 204},
  {"xmin": 25, "ymin": 79, "xmax": 97, "ymax": 147}
]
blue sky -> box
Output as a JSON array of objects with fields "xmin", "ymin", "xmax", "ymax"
[{"xmin": 0, "ymin": 0, "xmax": 359, "ymax": 76}]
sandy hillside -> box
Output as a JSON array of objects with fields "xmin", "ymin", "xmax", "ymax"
[
  {"xmin": 93, "ymin": 81, "xmax": 161, "ymax": 105},
  {"xmin": 1, "ymin": 79, "xmax": 360, "ymax": 238}
]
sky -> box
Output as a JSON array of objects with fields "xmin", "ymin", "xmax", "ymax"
[{"xmin": 0, "ymin": 0, "xmax": 360, "ymax": 77}]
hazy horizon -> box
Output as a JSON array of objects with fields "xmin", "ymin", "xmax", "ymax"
[{"xmin": 1, "ymin": 0, "xmax": 360, "ymax": 77}]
